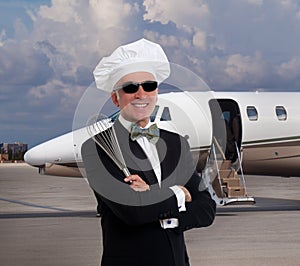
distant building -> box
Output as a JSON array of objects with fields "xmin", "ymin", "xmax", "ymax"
[
  {"xmin": 0, "ymin": 153, "xmax": 9, "ymax": 161},
  {"xmin": 0, "ymin": 142, "xmax": 28, "ymax": 161}
]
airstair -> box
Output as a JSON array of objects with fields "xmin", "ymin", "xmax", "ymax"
[{"xmin": 202, "ymin": 138, "xmax": 255, "ymax": 206}]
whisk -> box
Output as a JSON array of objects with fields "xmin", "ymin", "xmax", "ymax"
[{"xmin": 86, "ymin": 115, "xmax": 131, "ymax": 177}]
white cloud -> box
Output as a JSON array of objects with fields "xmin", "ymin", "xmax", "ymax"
[
  {"xmin": 225, "ymin": 53, "xmax": 266, "ymax": 84},
  {"xmin": 89, "ymin": 0, "xmax": 138, "ymax": 29},
  {"xmin": 39, "ymin": 0, "xmax": 83, "ymax": 23},
  {"xmin": 0, "ymin": 40, "xmax": 52, "ymax": 90},
  {"xmin": 28, "ymin": 80, "xmax": 61, "ymax": 100},
  {"xmin": 2, "ymin": 0, "xmax": 300, "ymax": 147},
  {"xmin": 247, "ymin": 0, "xmax": 263, "ymax": 6},
  {"xmin": 279, "ymin": 0, "xmax": 300, "ymax": 19},
  {"xmin": 204, "ymin": 52, "xmax": 270, "ymax": 89},
  {"xmin": 34, "ymin": 0, "xmax": 139, "ymax": 58},
  {"xmin": 28, "ymin": 78, "xmax": 85, "ymax": 113},
  {"xmin": 144, "ymin": 30, "xmax": 180, "ymax": 47},
  {"xmin": 0, "ymin": 29, "xmax": 6, "ymax": 47},
  {"xmin": 280, "ymin": 0, "xmax": 295, "ymax": 8},
  {"xmin": 277, "ymin": 57, "xmax": 300, "ymax": 80},
  {"xmin": 18, "ymin": 0, "xmax": 144, "ymax": 106},
  {"xmin": 143, "ymin": 0, "xmax": 209, "ymax": 29},
  {"xmin": 1, "ymin": 0, "xmax": 145, "ymax": 147},
  {"xmin": 192, "ymin": 30, "xmax": 206, "ymax": 50},
  {"xmin": 8, "ymin": 0, "xmax": 300, "ymax": 94}
]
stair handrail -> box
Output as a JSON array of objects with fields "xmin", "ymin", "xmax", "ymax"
[
  {"xmin": 235, "ymin": 141, "xmax": 248, "ymax": 195},
  {"xmin": 213, "ymin": 136, "xmax": 226, "ymax": 160},
  {"xmin": 211, "ymin": 139, "xmax": 225, "ymax": 198}
]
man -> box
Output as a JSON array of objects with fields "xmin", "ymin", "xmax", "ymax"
[{"xmin": 81, "ymin": 38, "xmax": 216, "ymax": 266}]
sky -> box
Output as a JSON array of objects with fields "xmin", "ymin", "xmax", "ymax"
[{"xmin": 1, "ymin": 0, "xmax": 300, "ymax": 148}]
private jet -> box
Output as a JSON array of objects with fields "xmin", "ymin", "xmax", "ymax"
[{"xmin": 24, "ymin": 90, "xmax": 300, "ymax": 205}]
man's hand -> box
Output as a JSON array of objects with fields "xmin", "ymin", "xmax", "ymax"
[
  {"xmin": 178, "ymin": 186, "xmax": 192, "ymax": 202},
  {"xmin": 124, "ymin": 175, "xmax": 150, "ymax": 192}
]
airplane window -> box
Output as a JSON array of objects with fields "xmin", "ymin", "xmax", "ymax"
[
  {"xmin": 150, "ymin": 105, "xmax": 159, "ymax": 122},
  {"xmin": 160, "ymin": 107, "xmax": 172, "ymax": 121},
  {"xmin": 109, "ymin": 111, "xmax": 120, "ymax": 122},
  {"xmin": 246, "ymin": 106, "xmax": 258, "ymax": 121},
  {"xmin": 276, "ymin": 106, "xmax": 287, "ymax": 121}
]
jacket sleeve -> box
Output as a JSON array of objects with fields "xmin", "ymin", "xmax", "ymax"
[
  {"xmin": 82, "ymin": 133, "xmax": 216, "ymax": 228},
  {"xmin": 81, "ymin": 138, "xmax": 181, "ymax": 226},
  {"xmin": 176, "ymin": 137, "xmax": 216, "ymax": 232},
  {"xmin": 177, "ymin": 188, "xmax": 216, "ymax": 232}
]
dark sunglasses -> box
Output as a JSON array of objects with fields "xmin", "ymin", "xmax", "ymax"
[{"xmin": 115, "ymin": 81, "xmax": 158, "ymax": 94}]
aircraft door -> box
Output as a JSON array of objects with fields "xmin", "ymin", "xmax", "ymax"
[{"xmin": 209, "ymin": 99, "xmax": 242, "ymax": 163}]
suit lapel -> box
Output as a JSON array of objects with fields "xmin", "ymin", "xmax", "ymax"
[
  {"xmin": 156, "ymin": 131, "xmax": 177, "ymax": 188},
  {"xmin": 128, "ymin": 140, "xmax": 158, "ymax": 186},
  {"xmin": 114, "ymin": 120, "xmax": 158, "ymax": 186},
  {"xmin": 156, "ymin": 137, "xmax": 167, "ymax": 183}
]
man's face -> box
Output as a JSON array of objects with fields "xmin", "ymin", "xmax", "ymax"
[{"xmin": 111, "ymin": 72, "xmax": 158, "ymax": 127}]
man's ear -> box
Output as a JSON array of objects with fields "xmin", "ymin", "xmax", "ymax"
[{"xmin": 111, "ymin": 92, "xmax": 119, "ymax": 107}]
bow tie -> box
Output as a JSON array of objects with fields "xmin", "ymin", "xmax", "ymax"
[{"xmin": 130, "ymin": 123, "xmax": 160, "ymax": 144}]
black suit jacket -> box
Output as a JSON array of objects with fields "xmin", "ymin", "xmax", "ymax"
[{"xmin": 81, "ymin": 120, "xmax": 216, "ymax": 266}]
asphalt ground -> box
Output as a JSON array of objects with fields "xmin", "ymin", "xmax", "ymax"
[{"xmin": 0, "ymin": 163, "xmax": 299, "ymax": 266}]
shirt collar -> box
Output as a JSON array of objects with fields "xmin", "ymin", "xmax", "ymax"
[{"xmin": 118, "ymin": 114, "xmax": 153, "ymax": 132}]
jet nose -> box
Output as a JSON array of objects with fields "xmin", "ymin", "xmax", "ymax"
[
  {"xmin": 24, "ymin": 144, "xmax": 46, "ymax": 166},
  {"xmin": 23, "ymin": 150, "xmax": 32, "ymax": 165}
]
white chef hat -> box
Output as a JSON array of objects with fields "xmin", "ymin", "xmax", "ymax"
[{"xmin": 93, "ymin": 38, "xmax": 170, "ymax": 92}]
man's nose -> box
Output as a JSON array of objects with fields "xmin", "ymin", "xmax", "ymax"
[{"xmin": 135, "ymin": 85, "xmax": 146, "ymax": 98}]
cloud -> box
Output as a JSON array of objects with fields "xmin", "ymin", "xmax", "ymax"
[
  {"xmin": 0, "ymin": 39, "xmax": 53, "ymax": 89},
  {"xmin": 277, "ymin": 57, "xmax": 300, "ymax": 80},
  {"xmin": 247, "ymin": 0, "xmax": 263, "ymax": 6},
  {"xmin": 2, "ymin": 0, "xmax": 300, "ymax": 146},
  {"xmin": 35, "ymin": 0, "xmax": 300, "ymax": 93},
  {"xmin": 3, "ymin": 0, "xmax": 141, "ymax": 98},
  {"xmin": 224, "ymin": 53, "xmax": 266, "ymax": 84},
  {"xmin": 3, "ymin": 0, "xmax": 300, "ymax": 97},
  {"xmin": 0, "ymin": 29, "xmax": 6, "ymax": 46},
  {"xmin": 192, "ymin": 30, "xmax": 206, "ymax": 50},
  {"xmin": 38, "ymin": 0, "xmax": 83, "ymax": 23},
  {"xmin": 143, "ymin": 0, "xmax": 209, "ymax": 28}
]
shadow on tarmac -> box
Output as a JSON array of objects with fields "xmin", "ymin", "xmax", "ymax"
[{"xmin": 1, "ymin": 197, "xmax": 299, "ymax": 219}]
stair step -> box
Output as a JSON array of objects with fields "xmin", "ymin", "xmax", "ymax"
[
  {"xmin": 222, "ymin": 178, "xmax": 240, "ymax": 187},
  {"xmin": 224, "ymin": 187, "xmax": 246, "ymax": 197},
  {"xmin": 219, "ymin": 169, "xmax": 235, "ymax": 179},
  {"xmin": 220, "ymin": 160, "xmax": 232, "ymax": 170}
]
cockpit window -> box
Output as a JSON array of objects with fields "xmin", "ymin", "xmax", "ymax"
[
  {"xmin": 276, "ymin": 106, "xmax": 287, "ymax": 121},
  {"xmin": 150, "ymin": 105, "xmax": 159, "ymax": 122},
  {"xmin": 160, "ymin": 107, "xmax": 172, "ymax": 121},
  {"xmin": 246, "ymin": 106, "xmax": 258, "ymax": 121},
  {"xmin": 109, "ymin": 111, "xmax": 120, "ymax": 122}
]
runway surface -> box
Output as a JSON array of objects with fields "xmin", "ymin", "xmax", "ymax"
[{"xmin": 0, "ymin": 163, "xmax": 299, "ymax": 266}]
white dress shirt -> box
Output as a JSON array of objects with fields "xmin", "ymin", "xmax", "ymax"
[{"xmin": 118, "ymin": 115, "xmax": 186, "ymax": 228}]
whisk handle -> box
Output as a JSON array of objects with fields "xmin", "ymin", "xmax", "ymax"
[{"xmin": 122, "ymin": 167, "xmax": 131, "ymax": 177}]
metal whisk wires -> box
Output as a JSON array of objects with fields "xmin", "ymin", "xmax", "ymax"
[{"xmin": 86, "ymin": 115, "xmax": 130, "ymax": 177}]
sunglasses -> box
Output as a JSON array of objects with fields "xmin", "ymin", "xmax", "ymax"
[{"xmin": 115, "ymin": 81, "xmax": 158, "ymax": 94}]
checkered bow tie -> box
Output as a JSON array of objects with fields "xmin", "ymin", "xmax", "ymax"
[{"xmin": 130, "ymin": 124, "xmax": 160, "ymax": 144}]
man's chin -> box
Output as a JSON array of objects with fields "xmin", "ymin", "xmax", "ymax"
[
  {"xmin": 131, "ymin": 116, "xmax": 151, "ymax": 126},
  {"xmin": 121, "ymin": 110, "xmax": 153, "ymax": 125}
]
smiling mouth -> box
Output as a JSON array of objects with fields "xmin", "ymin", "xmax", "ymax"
[{"xmin": 131, "ymin": 103, "xmax": 148, "ymax": 108}]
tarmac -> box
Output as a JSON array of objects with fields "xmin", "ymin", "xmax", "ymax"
[{"xmin": 0, "ymin": 163, "xmax": 299, "ymax": 266}]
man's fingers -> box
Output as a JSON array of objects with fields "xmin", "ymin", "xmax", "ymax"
[
  {"xmin": 124, "ymin": 175, "xmax": 137, "ymax": 183},
  {"xmin": 124, "ymin": 175, "xmax": 150, "ymax": 192},
  {"xmin": 124, "ymin": 175, "xmax": 146, "ymax": 184}
]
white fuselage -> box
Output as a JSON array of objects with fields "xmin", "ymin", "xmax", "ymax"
[{"xmin": 24, "ymin": 91, "xmax": 300, "ymax": 177}]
